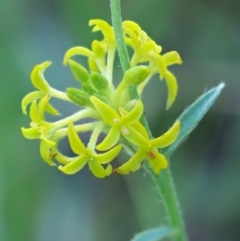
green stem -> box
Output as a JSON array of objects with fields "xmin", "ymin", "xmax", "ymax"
[
  {"xmin": 53, "ymin": 109, "xmax": 98, "ymax": 127},
  {"xmin": 110, "ymin": 1, "xmax": 188, "ymax": 241},
  {"xmin": 143, "ymin": 163, "xmax": 188, "ymax": 241},
  {"xmin": 87, "ymin": 121, "xmax": 105, "ymax": 150},
  {"xmin": 50, "ymin": 88, "xmax": 70, "ymax": 101},
  {"xmin": 110, "ymin": 0, "xmax": 130, "ymax": 72},
  {"xmin": 54, "ymin": 122, "xmax": 97, "ymax": 140}
]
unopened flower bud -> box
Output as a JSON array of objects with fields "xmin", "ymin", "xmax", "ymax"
[
  {"xmin": 90, "ymin": 72, "xmax": 109, "ymax": 90},
  {"xmin": 123, "ymin": 66, "xmax": 150, "ymax": 86},
  {"xmin": 67, "ymin": 59, "xmax": 89, "ymax": 84},
  {"xmin": 67, "ymin": 88, "xmax": 93, "ymax": 108}
]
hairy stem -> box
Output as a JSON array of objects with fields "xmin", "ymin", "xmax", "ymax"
[
  {"xmin": 110, "ymin": 0, "xmax": 130, "ymax": 72},
  {"xmin": 110, "ymin": 0, "xmax": 188, "ymax": 241}
]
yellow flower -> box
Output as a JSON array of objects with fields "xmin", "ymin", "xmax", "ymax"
[
  {"xmin": 21, "ymin": 93, "xmax": 98, "ymax": 167},
  {"xmin": 21, "ymin": 62, "xmax": 63, "ymax": 115},
  {"xmin": 114, "ymin": 121, "xmax": 180, "ymax": 174},
  {"xmin": 21, "ymin": 94, "xmax": 58, "ymax": 166},
  {"xmin": 58, "ymin": 122, "xmax": 122, "ymax": 178},
  {"xmin": 63, "ymin": 19, "xmax": 116, "ymax": 84},
  {"xmin": 90, "ymin": 96, "xmax": 149, "ymax": 151},
  {"xmin": 122, "ymin": 20, "xmax": 182, "ymax": 109},
  {"xmin": 21, "ymin": 18, "xmax": 182, "ymax": 177},
  {"xmin": 122, "ymin": 21, "xmax": 162, "ymax": 67}
]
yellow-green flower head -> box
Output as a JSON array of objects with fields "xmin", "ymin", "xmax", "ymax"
[
  {"xmin": 122, "ymin": 20, "xmax": 182, "ymax": 109},
  {"xmin": 114, "ymin": 121, "xmax": 180, "ymax": 174},
  {"xmin": 21, "ymin": 18, "xmax": 181, "ymax": 178},
  {"xmin": 58, "ymin": 122, "xmax": 122, "ymax": 178},
  {"xmin": 90, "ymin": 96, "xmax": 149, "ymax": 151}
]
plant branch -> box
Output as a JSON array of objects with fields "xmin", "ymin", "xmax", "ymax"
[{"xmin": 110, "ymin": 0, "xmax": 188, "ymax": 241}]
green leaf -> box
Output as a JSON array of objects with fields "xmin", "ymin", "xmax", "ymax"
[
  {"xmin": 131, "ymin": 226, "xmax": 176, "ymax": 241},
  {"xmin": 163, "ymin": 83, "xmax": 225, "ymax": 157}
]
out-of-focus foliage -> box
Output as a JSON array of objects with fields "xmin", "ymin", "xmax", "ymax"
[
  {"xmin": 0, "ymin": 0, "xmax": 240, "ymax": 241},
  {"xmin": 131, "ymin": 226, "xmax": 176, "ymax": 241}
]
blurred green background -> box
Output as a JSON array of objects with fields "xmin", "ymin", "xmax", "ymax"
[{"xmin": 1, "ymin": 0, "xmax": 240, "ymax": 240}]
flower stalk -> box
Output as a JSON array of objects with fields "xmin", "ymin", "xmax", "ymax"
[{"xmin": 110, "ymin": 0, "xmax": 188, "ymax": 240}]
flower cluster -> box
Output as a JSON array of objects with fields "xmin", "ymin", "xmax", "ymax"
[{"xmin": 21, "ymin": 19, "xmax": 182, "ymax": 178}]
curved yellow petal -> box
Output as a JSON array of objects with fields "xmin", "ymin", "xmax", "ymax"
[
  {"xmin": 31, "ymin": 61, "xmax": 51, "ymax": 91},
  {"xmin": 120, "ymin": 100, "xmax": 143, "ymax": 125},
  {"xmin": 40, "ymin": 138, "xmax": 56, "ymax": 166},
  {"xmin": 122, "ymin": 26, "xmax": 140, "ymax": 50},
  {"xmin": 21, "ymin": 127, "xmax": 41, "ymax": 139},
  {"xmin": 154, "ymin": 44, "xmax": 162, "ymax": 54},
  {"xmin": 147, "ymin": 39, "xmax": 162, "ymax": 54},
  {"xmin": 63, "ymin": 47, "xmax": 94, "ymax": 65},
  {"xmin": 92, "ymin": 40, "xmax": 107, "ymax": 59},
  {"xmin": 163, "ymin": 51, "xmax": 182, "ymax": 66},
  {"xmin": 124, "ymin": 37, "xmax": 135, "ymax": 49},
  {"xmin": 147, "ymin": 150, "xmax": 168, "ymax": 174},
  {"xmin": 29, "ymin": 100, "xmax": 39, "ymax": 123},
  {"xmin": 45, "ymin": 103, "xmax": 60, "ymax": 116},
  {"xmin": 123, "ymin": 126, "xmax": 150, "ymax": 147},
  {"xmin": 68, "ymin": 122, "xmax": 87, "ymax": 155},
  {"xmin": 89, "ymin": 19, "xmax": 115, "ymax": 46},
  {"xmin": 58, "ymin": 155, "xmax": 88, "ymax": 175},
  {"xmin": 96, "ymin": 127, "xmax": 120, "ymax": 151},
  {"xmin": 139, "ymin": 30, "xmax": 148, "ymax": 44},
  {"xmin": 88, "ymin": 160, "xmax": 112, "ymax": 178},
  {"xmin": 114, "ymin": 149, "xmax": 145, "ymax": 175},
  {"xmin": 130, "ymin": 121, "xmax": 149, "ymax": 139},
  {"xmin": 90, "ymin": 96, "xmax": 119, "ymax": 125},
  {"xmin": 37, "ymin": 94, "xmax": 51, "ymax": 120},
  {"xmin": 95, "ymin": 144, "xmax": 122, "ymax": 164},
  {"xmin": 21, "ymin": 91, "xmax": 44, "ymax": 114},
  {"xmin": 140, "ymin": 41, "xmax": 156, "ymax": 55},
  {"xmin": 150, "ymin": 121, "xmax": 180, "ymax": 148},
  {"xmin": 88, "ymin": 58, "xmax": 99, "ymax": 72},
  {"xmin": 53, "ymin": 151, "xmax": 75, "ymax": 165},
  {"xmin": 122, "ymin": 21, "xmax": 141, "ymax": 35},
  {"xmin": 138, "ymin": 55, "xmax": 152, "ymax": 63},
  {"xmin": 150, "ymin": 54, "xmax": 167, "ymax": 79},
  {"xmin": 165, "ymin": 71, "xmax": 178, "ymax": 109}
]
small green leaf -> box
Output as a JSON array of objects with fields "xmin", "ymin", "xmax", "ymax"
[
  {"xmin": 66, "ymin": 88, "xmax": 93, "ymax": 108},
  {"xmin": 131, "ymin": 226, "xmax": 176, "ymax": 241},
  {"xmin": 163, "ymin": 83, "xmax": 225, "ymax": 157}
]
